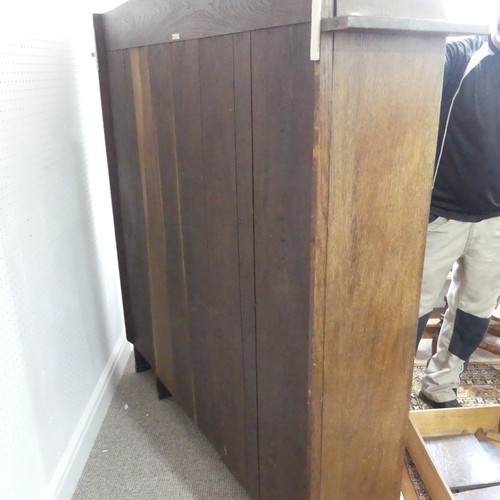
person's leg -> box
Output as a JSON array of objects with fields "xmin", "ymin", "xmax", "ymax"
[
  {"xmin": 416, "ymin": 218, "xmax": 470, "ymax": 348},
  {"xmin": 421, "ymin": 216, "xmax": 500, "ymax": 404}
]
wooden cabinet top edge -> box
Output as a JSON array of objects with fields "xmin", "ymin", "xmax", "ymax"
[
  {"xmin": 322, "ymin": 15, "xmax": 489, "ymax": 36},
  {"xmin": 97, "ymin": 0, "xmax": 311, "ymax": 51}
]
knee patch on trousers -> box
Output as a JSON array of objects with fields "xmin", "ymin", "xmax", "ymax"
[{"xmin": 448, "ymin": 308, "xmax": 490, "ymax": 360}]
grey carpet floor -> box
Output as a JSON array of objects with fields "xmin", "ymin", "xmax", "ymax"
[{"xmin": 72, "ymin": 354, "xmax": 250, "ymax": 500}]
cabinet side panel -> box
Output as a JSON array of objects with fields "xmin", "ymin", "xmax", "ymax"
[
  {"xmin": 107, "ymin": 49, "xmax": 155, "ymax": 366},
  {"xmin": 252, "ymin": 23, "xmax": 315, "ymax": 500},
  {"xmin": 320, "ymin": 31, "xmax": 444, "ymax": 499}
]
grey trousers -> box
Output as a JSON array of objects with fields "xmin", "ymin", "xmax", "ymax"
[{"xmin": 418, "ymin": 216, "xmax": 500, "ymax": 403}]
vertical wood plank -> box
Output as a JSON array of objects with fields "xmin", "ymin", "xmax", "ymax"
[
  {"xmin": 146, "ymin": 43, "xmax": 195, "ymax": 419},
  {"xmin": 318, "ymin": 32, "xmax": 444, "ymax": 499},
  {"xmin": 308, "ymin": 0, "xmax": 334, "ymax": 497},
  {"xmin": 130, "ymin": 47, "xmax": 175, "ymax": 393},
  {"xmin": 170, "ymin": 39, "xmax": 216, "ymax": 441},
  {"xmin": 234, "ymin": 31, "xmax": 260, "ymax": 500},
  {"xmin": 252, "ymin": 23, "xmax": 315, "ymax": 500},
  {"xmin": 198, "ymin": 33, "xmax": 247, "ymax": 483},
  {"xmin": 106, "ymin": 48, "xmax": 155, "ymax": 367}
]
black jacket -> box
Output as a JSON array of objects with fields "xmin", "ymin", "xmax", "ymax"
[{"xmin": 431, "ymin": 35, "xmax": 500, "ymax": 222}]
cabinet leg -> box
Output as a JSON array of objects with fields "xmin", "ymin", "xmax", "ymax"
[
  {"xmin": 156, "ymin": 378, "xmax": 172, "ymax": 400},
  {"xmin": 133, "ymin": 347, "xmax": 151, "ymax": 373}
]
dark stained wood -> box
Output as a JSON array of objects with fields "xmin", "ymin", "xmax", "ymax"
[
  {"xmin": 233, "ymin": 31, "xmax": 259, "ymax": 500},
  {"xmin": 101, "ymin": 0, "xmax": 311, "ymax": 51},
  {"xmin": 133, "ymin": 346, "xmax": 151, "ymax": 373},
  {"xmin": 106, "ymin": 48, "xmax": 155, "ymax": 368},
  {"xmin": 146, "ymin": 43, "xmax": 195, "ymax": 420},
  {"xmin": 130, "ymin": 47, "xmax": 175, "ymax": 393},
  {"xmin": 169, "ymin": 39, "xmax": 217, "ymax": 444},
  {"xmin": 252, "ymin": 23, "xmax": 315, "ymax": 500},
  {"xmin": 93, "ymin": 14, "xmax": 135, "ymax": 346},
  {"xmin": 317, "ymin": 31, "xmax": 445, "ymax": 498},
  {"xmin": 198, "ymin": 33, "xmax": 248, "ymax": 484},
  {"xmin": 98, "ymin": 2, "xmax": 464, "ymax": 498}
]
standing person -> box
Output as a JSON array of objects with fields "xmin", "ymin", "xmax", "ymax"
[{"xmin": 415, "ymin": 12, "xmax": 500, "ymax": 409}]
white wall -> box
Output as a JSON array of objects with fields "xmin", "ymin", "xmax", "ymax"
[{"xmin": 0, "ymin": 2, "xmax": 129, "ymax": 499}]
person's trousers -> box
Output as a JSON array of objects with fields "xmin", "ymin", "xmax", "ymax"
[{"xmin": 417, "ymin": 216, "xmax": 500, "ymax": 403}]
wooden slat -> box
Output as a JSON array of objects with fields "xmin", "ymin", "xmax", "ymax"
[
  {"xmin": 233, "ymin": 31, "xmax": 259, "ymax": 499},
  {"xmin": 318, "ymin": 31, "xmax": 445, "ymax": 499},
  {"xmin": 106, "ymin": 48, "xmax": 155, "ymax": 367},
  {"xmin": 198, "ymin": 34, "xmax": 247, "ymax": 483},
  {"xmin": 252, "ymin": 23, "xmax": 315, "ymax": 500},
  {"xmin": 170, "ymin": 39, "xmax": 216, "ymax": 444},
  {"xmin": 146, "ymin": 43, "xmax": 194, "ymax": 418},
  {"xmin": 401, "ymin": 462, "xmax": 419, "ymax": 500},
  {"xmin": 101, "ymin": 0, "xmax": 311, "ymax": 50},
  {"xmin": 130, "ymin": 47, "xmax": 175, "ymax": 392},
  {"xmin": 410, "ymin": 407, "xmax": 500, "ymax": 438},
  {"xmin": 407, "ymin": 419, "xmax": 453, "ymax": 499},
  {"xmin": 308, "ymin": 0, "xmax": 334, "ymax": 497}
]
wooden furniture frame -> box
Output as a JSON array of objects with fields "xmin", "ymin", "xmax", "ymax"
[
  {"xmin": 408, "ymin": 407, "xmax": 500, "ymax": 498},
  {"xmin": 93, "ymin": 1, "xmax": 488, "ymax": 498}
]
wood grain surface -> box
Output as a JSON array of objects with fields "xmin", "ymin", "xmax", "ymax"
[
  {"xmin": 102, "ymin": 0, "xmax": 311, "ymax": 50},
  {"xmin": 308, "ymin": 0, "xmax": 334, "ymax": 497},
  {"xmin": 146, "ymin": 43, "xmax": 194, "ymax": 419},
  {"xmin": 252, "ymin": 23, "xmax": 315, "ymax": 500},
  {"xmin": 233, "ymin": 30, "xmax": 259, "ymax": 500},
  {"xmin": 105, "ymin": 48, "xmax": 155, "ymax": 367},
  {"xmin": 410, "ymin": 407, "xmax": 500, "ymax": 438},
  {"xmin": 130, "ymin": 47, "xmax": 176, "ymax": 393},
  {"xmin": 317, "ymin": 30, "xmax": 445, "ymax": 499}
]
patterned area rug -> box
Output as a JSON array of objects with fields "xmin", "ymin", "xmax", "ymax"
[
  {"xmin": 407, "ymin": 364, "xmax": 500, "ymax": 498},
  {"xmin": 411, "ymin": 364, "xmax": 500, "ymax": 410}
]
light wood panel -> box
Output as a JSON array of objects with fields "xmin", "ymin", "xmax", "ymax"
[
  {"xmin": 317, "ymin": 31, "xmax": 445, "ymax": 499},
  {"xmin": 410, "ymin": 407, "xmax": 500, "ymax": 438},
  {"xmin": 407, "ymin": 418, "xmax": 453, "ymax": 499},
  {"xmin": 308, "ymin": 0, "xmax": 334, "ymax": 497}
]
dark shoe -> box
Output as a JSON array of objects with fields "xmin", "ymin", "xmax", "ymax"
[{"xmin": 418, "ymin": 390, "xmax": 462, "ymax": 409}]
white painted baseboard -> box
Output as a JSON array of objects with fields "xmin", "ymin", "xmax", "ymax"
[{"xmin": 43, "ymin": 336, "xmax": 133, "ymax": 500}]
